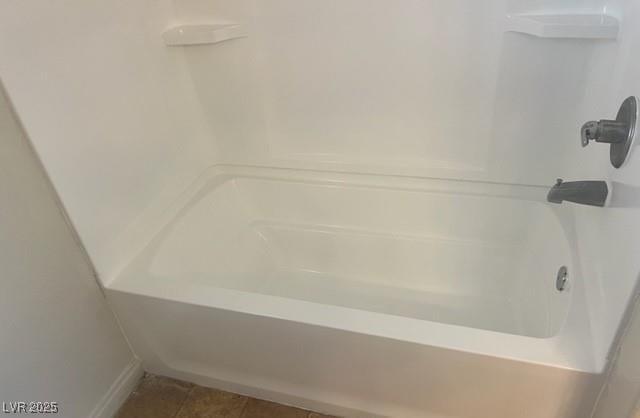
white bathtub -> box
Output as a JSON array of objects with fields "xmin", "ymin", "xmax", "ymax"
[{"xmin": 107, "ymin": 165, "xmax": 602, "ymax": 417}]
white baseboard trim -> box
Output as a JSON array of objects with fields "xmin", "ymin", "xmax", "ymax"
[{"xmin": 90, "ymin": 358, "xmax": 144, "ymax": 418}]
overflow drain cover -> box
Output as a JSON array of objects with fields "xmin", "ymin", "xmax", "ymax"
[{"xmin": 556, "ymin": 266, "xmax": 568, "ymax": 292}]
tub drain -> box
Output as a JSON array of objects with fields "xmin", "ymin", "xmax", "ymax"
[{"xmin": 556, "ymin": 266, "xmax": 568, "ymax": 292}]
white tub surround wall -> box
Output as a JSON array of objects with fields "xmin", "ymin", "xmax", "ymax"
[
  {"xmin": 0, "ymin": 0, "xmax": 218, "ymax": 278},
  {"xmin": 172, "ymin": 0, "xmax": 613, "ymax": 186},
  {"xmin": 0, "ymin": 84, "xmax": 139, "ymax": 418}
]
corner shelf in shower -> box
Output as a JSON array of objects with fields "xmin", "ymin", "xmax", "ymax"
[
  {"xmin": 162, "ymin": 23, "xmax": 247, "ymax": 46},
  {"xmin": 505, "ymin": 13, "xmax": 619, "ymax": 39}
]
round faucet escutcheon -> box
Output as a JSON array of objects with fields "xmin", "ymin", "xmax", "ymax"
[{"xmin": 580, "ymin": 96, "xmax": 638, "ymax": 168}]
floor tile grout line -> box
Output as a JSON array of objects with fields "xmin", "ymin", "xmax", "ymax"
[
  {"xmin": 172, "ymin": 384, "xmax": 195, "ymax": 418},
  {"xmin": 238, "ymin": 396, "xmax": 250, "ymax": 418}
]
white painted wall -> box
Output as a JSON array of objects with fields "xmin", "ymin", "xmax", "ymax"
[
  {"xmin": 0, "ymin": 83, "xmax": 138, "ymax": 418},
  {"xmin": 0, "ymin": 0, "xmax": 217, "ymax": 278}
]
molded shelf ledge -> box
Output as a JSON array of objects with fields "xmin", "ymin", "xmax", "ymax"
[
  {"xmin": 505, "ymin": 13, "xmax": 619, "ymax": 39},
  {"xmin": 163, "ymin": 24, "xmax": 247, "ymax": 46}
]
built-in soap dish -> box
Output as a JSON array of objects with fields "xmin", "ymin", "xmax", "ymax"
[
  {"xmin": 505, "ymin": 13, "xmax": 619, "ymax": 40},
  {"xmin": 162, "ymin": 23, "xmax": 247, "ymax": 46}
]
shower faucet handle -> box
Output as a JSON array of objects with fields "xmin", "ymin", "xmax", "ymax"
[
  {"xmin": 579, "ymin": 96, "xmax": 638, "ymax": 168},
  {"xmin": 580, "ymin": 119, "xmax": 628, "ymax": 147},
  {"xmin": 580, "ymin": 120, "xmax": 600, "ymax": 147}
]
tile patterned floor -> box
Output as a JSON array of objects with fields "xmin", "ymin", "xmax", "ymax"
[{"xmin": 116, "ymin": 374, "xmax": 339, "ymax": 418}]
